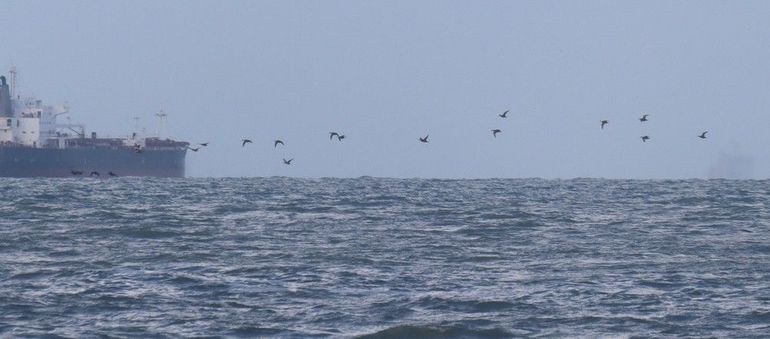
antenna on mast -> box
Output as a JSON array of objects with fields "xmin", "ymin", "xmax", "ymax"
[
  {"xmin": 155, "ymin": 108, "xmax": 167, "ymax": 139},
  {"xmin": 9, "ymin": 65, "xmax": 17, "ymax": 97}
]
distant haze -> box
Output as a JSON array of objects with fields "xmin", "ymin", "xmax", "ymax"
[{"xmin": 4, "ymin": 1, "xmax": 769, "ymax": 178}]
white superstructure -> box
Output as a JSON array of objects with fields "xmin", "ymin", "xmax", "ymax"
[
  {"xmin": 0, "ymin": 70, "xmax": 182, "ymax": 153},
  {"xmin": 0, "ymin": 98, "xmax": 74, "ymax": 147},
  {"xmin": 0, "ymin": 75, "xmax": 83, "ymax": 148}
]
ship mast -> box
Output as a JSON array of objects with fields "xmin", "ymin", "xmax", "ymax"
[
  {"xmin": 9, "ymin": 66, "xmax": 16, "ymax": 98},
  {"xmin": 155, "ymin": 108, "xmax": 167, "ymax": 139}
]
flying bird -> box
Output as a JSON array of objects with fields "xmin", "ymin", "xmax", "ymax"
[
  {"xmin": 329, "ymin": 132, "xmax": 340, "ymax": 140},
  {"xmin": 283, "ymin": 158, "xmax": 293, "ymax": 165},
  {"xmin": 90, "ymin": 171, "xmax": 100, "ymax": 177},
  {"xmin": 601, "ymin": 120, "xmax": 608, "ymax": 129},
  {"xmin": 419, "ymin": 135, "xmax": 429, "ymax": 143},
  {"xmin": 188, "ymin": 147, "xmax": 200, "ymax": 152},
  {"xmin": 337, "ymin": 134, "xmax": 346, "ymax": 141},
  {"xmin": 274, "ymin": 140, "xmax": 284, "ymax": 147},
  {"xmin": 492, "ymin": 129, "xmax": 502, "ymax": 137},
  {"xmin": 242, "ymin": 139, "xmax": 252, "ymax": 147},
  {"xmin": 641, "ymin": 135, "xmax": 650, "ymax": 142},
  {"xmin": 70, "ymin": 170, "xmax": 83, "ymax": 176},
  {"xmin": 499, "ymin": 110, "xmax": 509, "ymax": 118},
  {"xmin": 639, "ymin": 114, "xmax": 649, "ymax": 122},
  {"xmin": 108, "ymin": 171, "xmax": 117, "ymax": 177},
  {"xmin": 698, "ymin": 131, "xmax": 708, "ymax": 139},
  {"xmin": 198, "ymin": 142, "xmax": 209, "ymax": 147}
]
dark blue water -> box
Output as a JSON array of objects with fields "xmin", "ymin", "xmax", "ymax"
[{"xmin": 1, "ymin": 178, "xmax": 769, "ymax": 337}]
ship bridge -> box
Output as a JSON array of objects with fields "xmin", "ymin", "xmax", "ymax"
[{"xmin": 0, "ymin": 73, "xmax": 82, "ymax": 148}]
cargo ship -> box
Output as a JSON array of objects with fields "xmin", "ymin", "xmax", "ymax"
[{"xmin": 0, "ymin": 70, "xmax": 189, "ymax": 177}]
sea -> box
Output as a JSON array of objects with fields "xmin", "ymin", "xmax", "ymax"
[{"xmin": 1, "ymin": 177, "xmax": 769, "ymax": 338}]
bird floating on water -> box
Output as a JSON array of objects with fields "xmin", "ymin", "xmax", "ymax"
[
  {"xmin": 492, "ymin": 129, "xmax": 502, "ymax": 138},
  {"xmin": 698, "ymin": 131, "xmax": 708, "ymax": 139},
  {"xmin": 419, "ymin": 135, "xmax": 429, "ymax": 143},
  {"xmin": 601, "ymin": 120, "xmax": 608, "ymax": 129},
  {"xmin": 499, "ymin": 110, "xmax": 509, "ymax": 118},
  {"xmin": 274, "ymin": 140, "xmax": 284, "ymax": 147}
]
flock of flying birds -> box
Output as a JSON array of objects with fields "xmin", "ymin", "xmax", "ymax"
[
  {"xmin": 601, "ymin": 113, "xmax": 708, "ymax": 143},
  {"xmin": 66, "ymin": 109, "xmax": 709, "ymax": 176},
  {"xmin": 180, "ymin": 110, "xmax": 709, "ymax": 168}
]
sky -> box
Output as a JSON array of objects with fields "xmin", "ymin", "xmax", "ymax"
[{"xmin": 3, "ymin": 0, "xmax": 770, "ymax": 178}]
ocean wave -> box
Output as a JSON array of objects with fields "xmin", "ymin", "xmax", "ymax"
[
  {"xmin": 1, "ymin": 178, "xmax": 769, "ymax": 337},
  {"xmin": 356, "ymin": 324, "xmax": 514, "ymax": 339}
]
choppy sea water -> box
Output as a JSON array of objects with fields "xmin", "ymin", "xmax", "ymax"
[{"xmin": 1, "ymin": 178, "xmax": 769, "ymax": 338}]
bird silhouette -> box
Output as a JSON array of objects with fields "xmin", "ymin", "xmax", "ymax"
[
  {"xmin": 198, "ymin": 142, "xmax": 209, "ymax": 147},
  {"xmin": 601, "ymin": 120, "xmax": 608, "ymax": 129},
  {"xmin": 242, "ymin": 139, "xmax": 252, "ymax": 147},
  {"xmin": 337, "ymin": 134, "xmax": 346, "ymax": 141},
  {"xmin": 419, "ymin": 135, "xmax": 429, "ymax": 143},
  {"xmin": 70, "ymin": 170, "xmax": 83, "ymax": 176},
  {"xmin": 274, "ymin": 140, "xmax": 284, "ymax": 147},
  {"xmin": 188, "ymin": 147, "xmax": 200, "ymax": 152},
  {"xmin": 492, "ymin": 129, "xmax": 502, "ymax": 137},
  {"xmin": 90, "ymin": 171, "xmax": 100, "ymax": 177},
  {"xmin": 640, "ymin": 114, "xmax": 649, "ymax": 122},
  {"xmin": 698, "ymin": 131, "xmax": 708, "ymax": 139},
  {"xmin": 641, "ymin": 135, "xmax": 650, "ymax": 142},
  {"xmin": 329, "ymin": 132, "xmax": 340, "ymax": 140},
  {"xmin": 283, "ymin": 158, "xmax": 293, "ymax": 165},
  {"xmin": 499, "ymin": 110, "xmax": 509, "ymax": 118},
  {"xmin": 108, "ymin": 171, "xmax": 117, "ymax": 177}
]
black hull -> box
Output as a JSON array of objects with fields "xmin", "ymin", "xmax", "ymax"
[{"xmin": 0, "ymin": 147, "xmax": 187, "ymax": 177}]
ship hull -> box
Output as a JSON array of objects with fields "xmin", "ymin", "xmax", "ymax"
[{"xmin": 0, "ymin": 146, "xmax": 187, "ymax": 177}]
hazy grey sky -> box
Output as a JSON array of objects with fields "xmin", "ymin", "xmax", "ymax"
[{"xmin": 4, "ymin": 0, "xmax": 769, "ymax": 178}]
